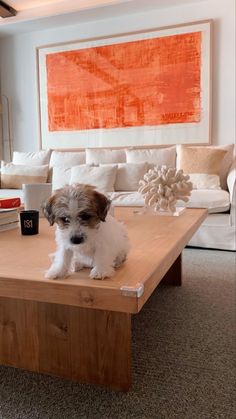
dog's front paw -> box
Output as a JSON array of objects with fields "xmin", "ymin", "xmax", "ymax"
[
  {"xmin": 90, "ymin": 266, "xmax": 115, "ymax": 280},
  {"xmin": 45, "ymin": 267, "xmax": 69, "ymax": 280},
  {"xmin": 74, "ymin": 261, "xmax": 85, "ymax": 272}
]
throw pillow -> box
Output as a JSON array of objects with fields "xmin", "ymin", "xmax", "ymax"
[
  {"xmin": 177, "ymin": 145, "xmax": 228, "ymax": 189},
  {"xmin": 12, "ymin": 150, "xmax": 51, "ymax": 166},
  {"xmin": 125, "ymin": 147, "xmax": 176, "ymax": 168},
  {"xmin": 52, "ymin": 166, "xmax": 72, "ymax": 190},
  {"xmin": 214, "ymin": 144, "xmax": 235, "ymax": 190},
  {"xmin": 86, "ymin": 148, "xmax": 126, "ymax": 165},
  {"xmin": 70, "ymin": 165, "xmax": 117, "ymax": 193},
  {"xmin": 177, "ymin": 144, "xmax": 234, "ymax": 190},
  {"xmin": 1, "ymin": 162, "xmax": 49, "ymax": 189},
  {"xmin": 115, "ymin": 162, "xmax": 148, "ymax": 191},
  {"xmin": 189, "ymin": 174, "xmax": 221, "ymax": 190}
]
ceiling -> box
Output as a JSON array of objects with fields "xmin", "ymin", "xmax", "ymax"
[{"xmin": 0, "ymin": 0, "xmax": 206, "ymax": 37}]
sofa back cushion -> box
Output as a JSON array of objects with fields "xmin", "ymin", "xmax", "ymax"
[
  {"xmin": 70, "ymin": 165, "xmax": 118, "ymax": 193},
  {"xmin": 125, "ymin": 147, "xmax": 176, "ymax": 168},
  {"xmin": 49, "ymin": 150, "xmax": 86, "ymax": 168},
  {"xmin": 86, "ymin": 148, "xmax": 126, "ymax": 165},
  {"xmin": 115, "ymin": 162, "xmax": 148, "ymax": 191},
  {"xmin": 1, "ymin": 162, "xmax": 49, "ymax": 189},
  {"xmin": 49, "ymin": 150, "xmax": 86, "ymax": 185},
  {"xmin": 12, "ymin": 150, "xmax": 51, "ymax": 166}
]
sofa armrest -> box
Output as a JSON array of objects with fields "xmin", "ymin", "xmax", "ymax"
[
  {"xmin": 227, "ymin": 160, "xmax": 236, "ymax": 204},
  {"xmin": 227, "ymin": 160, "xmax": 236, "ymax": 228}
]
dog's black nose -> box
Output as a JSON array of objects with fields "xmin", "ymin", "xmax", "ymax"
[{"xmin": 70, "ymin": 235, "xmax": 84, "ymax": 245}]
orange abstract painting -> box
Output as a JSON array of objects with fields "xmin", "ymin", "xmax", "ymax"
[{"xmin": 46, "ymin": 32, "xmax": 201, "ymax": 131}]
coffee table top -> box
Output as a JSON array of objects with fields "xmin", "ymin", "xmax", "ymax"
[{"xmin": 0, "ymin": 207, "xmax": 207, "ymax": 313}]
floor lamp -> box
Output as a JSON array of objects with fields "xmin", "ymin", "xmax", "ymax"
[{"xmin": 0, "ymin": 93, "xmax": 12, "ymax": 161}]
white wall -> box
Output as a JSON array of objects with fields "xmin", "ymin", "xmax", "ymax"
[{"xmin": 0, "ymin": 0, "xmax": 235, "ymax": 157}]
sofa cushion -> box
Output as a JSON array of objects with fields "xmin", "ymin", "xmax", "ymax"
[
  {"xmin": 108, "ymin": 191, "xmax": 145, "ymax": 206},
  {"xmin": 108, "ymin": 189, "xmax": 230, "ymax": 214},
  {"xmin": 177, "ymin": 144, "xmax": 234, "ymax": 190},
  {"xmin": 0, "ymin": 188, "xmax": 230, "ymax": 214},
  {"xmin": 86, "ymin": 148, "xmax": 126, "ymax": 165},
  {"xmin": 189, "ymin": 174, "xmax": 221, "ymax": 190},
  {"xmin": 49, "ymin": 150, "xmax": 86, "ymax": 168},
  {"xmin": 12, "ymin": 150, "xmax": 51, "ymax": 166},
  {"xmin": 178, "ymin": 145, "xmax": 227, "ymax": 174},
  {"xmin": 0, "ymin": 162, "xmax": 49, "ymax": 189},
  {"xmin": 217, "ymin": 144, "xmax": 235, "ymax": 189},
  {"xmin": 70, "ymin": 165, "xmax": 118, "ymax": 193},
  {"xmin": 49, "ymin": 150, "xmax": 86, "ymax": 184},
  {"xmin": 181, "ymin": 190, "xmax": 230, "ymax": 213},
  {"xmin": 125, "ymin": 147, "xmax": 176, "ymax": 168},
  {"xmin": 115, "ymin": 162, "xmax": 148, "ymax": 191}
]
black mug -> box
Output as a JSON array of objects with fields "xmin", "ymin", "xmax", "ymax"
[{"xmin": 20, "ymin": 210, "xmax": 39, "ymax": 235}]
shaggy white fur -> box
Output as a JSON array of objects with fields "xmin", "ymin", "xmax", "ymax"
[{"xmin": 45, "ymin": 214, "xmax": 130, "ymax": 280}]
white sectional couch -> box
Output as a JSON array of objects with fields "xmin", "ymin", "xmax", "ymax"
[{"xmin": 0, "ymin": 145, "xmax": 235, "ymax": 250}]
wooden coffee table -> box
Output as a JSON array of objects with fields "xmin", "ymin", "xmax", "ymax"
[{"xmin": 0, "ymin": 207, "xmax": 207, "ymax": 390}]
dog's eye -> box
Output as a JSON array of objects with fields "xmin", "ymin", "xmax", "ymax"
[
  {"xmin": 60, "ymin": 217, "xmax": 70, "ymax": 224},
  {"xmin": 79, "ymin": 212, "xmax": 92, "ymax": 221}
]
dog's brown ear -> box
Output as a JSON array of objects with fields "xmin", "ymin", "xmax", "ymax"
[
  {"xmin": 94, "ymin": 191, "xmax": 111, "ymax": 222},
  {"xmin": 42, "ymin": 196, "xmax": 55, "ymax": 226}
]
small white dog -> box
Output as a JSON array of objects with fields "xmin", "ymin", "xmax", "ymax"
[{"xmin": 42, "ymin": 183, "xmax": 130, "ymax": 280}]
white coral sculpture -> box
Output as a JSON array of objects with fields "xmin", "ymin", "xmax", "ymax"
[{"xmin": 138, "ymin": 165, "xmax": 193, "ymax": 213}]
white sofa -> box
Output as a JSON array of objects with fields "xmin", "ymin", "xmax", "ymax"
[{"xmin": 0, "ymin": 145, "xmax": 235, "ymax": 251}]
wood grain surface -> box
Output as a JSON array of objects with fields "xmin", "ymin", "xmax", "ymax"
[{"xmin": 0, "ymin": 208, "xmax": 207, "ymax": 313}]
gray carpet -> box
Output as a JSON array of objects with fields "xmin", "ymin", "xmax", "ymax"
[{"xmin": 0, "ymin": 248, "xmax": 235, "ymax": 419}]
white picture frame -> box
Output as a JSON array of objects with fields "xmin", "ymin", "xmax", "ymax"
[{"xmin": 37, "ymin": 20, "xmax": 212, "ymax": 149}]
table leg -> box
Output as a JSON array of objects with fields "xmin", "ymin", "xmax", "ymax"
[
  {"xmin": 161, "ymin": 254, "xmax": 182, "ymax": 286},
  {"xmin": 0, "ymin": 297, "xmax": 132, "ymax": 391}
]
